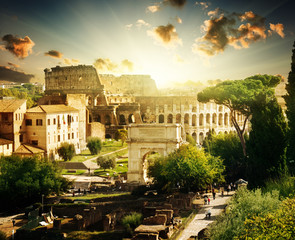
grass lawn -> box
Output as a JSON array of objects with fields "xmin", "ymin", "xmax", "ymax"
[
  {"xmin": 70, "ymin": 140, "xmax": 127, "ymax": 162},
  {"xmin": 69, "ymin": 192, "xmax": 130, "ymax": 200},
  {"xmin": 94, "ymin": 158, "xmax": 128, "ymax": 177}
]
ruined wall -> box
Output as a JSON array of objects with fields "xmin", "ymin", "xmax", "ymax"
[
  {"xmin": 87, "ymin": 122, "xmax": 105, "ymax": 141},
  {"xmin": 135, "ymin": 96, "xmax": 245, "ymax": 144},
  {"xmin": 99, "ymin": 74, "xmax": 159, "ymax": 96}
]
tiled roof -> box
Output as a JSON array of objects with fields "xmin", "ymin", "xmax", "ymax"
[
  {"xmin": 0, "ymin": 138, "xmax": 13, "ymax": 145},
  {"xmin": 27, "ymin": 104, "xmax": 78, "ymax": 113},
  {"xmin": 15, "ymin": 144, "xmax": 45, "ymax": 154},
  {"xmin": 0, "ymin": 99, "xmax": 26, "ymax": 112}
]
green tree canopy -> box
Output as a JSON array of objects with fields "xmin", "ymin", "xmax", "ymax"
[
  {"xmin": 57, "ymin": 142, "xmax": 76, "ymax": 161},
  {"xmin": 197, "ymin": 74, "xmax": 281, "ymax": 156},
  {"xmin": 97, "ymin": 156, "xmax": 116, "ymax": 171},
  {"xmin": 203, "ymin": 132, "xmax": 246, "ymax": 183},
  {"xmin": 247, "ymin": 94, "xmax": 288, "ymax": 187},
  {"xmin": 86, "ymin": 137, "xmax": 102, "ymax": 155},
  {"xmin": 0, "ymin": 156, "xmax": 70, "ymax": 209},
  {"xmin": 114, "ymin": 129, "xmax": 128, "ymax": 146},
  {"xmin": 284, "ymin": 41, "xmax": 295, "ymax": 175},
  {"xmin": 148, "ymin": 144, "xmax": 225, "ymax": 192}
]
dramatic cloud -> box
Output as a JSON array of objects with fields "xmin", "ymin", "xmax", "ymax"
[
  {"xmin": 93, "ymin": 58, "xmax": 134, "ymax": 73},
  {"xmin": 195, "ymin": 1, "xmax": 210, "ymax": 9},
  {"xmin": 71, "ymin": 59, "xmax": 80, "ymax": 63},
  {"xmin": 44, "ymin": 50, "xmax": 63, "ymax": 59},
  {"xmin": 146, "ymin": 5, "xmax": 161, "ymax": 13},
  {"xmin": 0, "ymin": 66, "xmax": 34, "ymax": 83},
  {"xmin": 136, "ymin": 19, "xmax": 151, "ymax": 28},
  {"xmin": 125, "ymin": 24, "xmax": 133, "ymax": 30},
  {"xmin": 164, "ymin": 0, "xmax": 187, "ymax": 8},
  {"xmin": 269, "ymin": 23, "xmax": 285, "ymax": 38},
  {"xmin": 147, "ymin": 24, "xmax": 182, "ymax": 48},
  {"xmin": 192, "ymin": 10, "xmax": 284, "ymax": 56},
  {"xmin": 7, "ymin": 62, "xmax": 20, "ymax": 68},
  {"xmin": 1, "ymin": 34, "xmax": 35, "ymax": 59},
  {"xmin": 176, "ymin": 16, "xmax": 182, "ymax": 24}
]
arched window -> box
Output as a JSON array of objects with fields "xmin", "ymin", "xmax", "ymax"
[
  {"xmin": 119, "ymin": 115, "xmax": 126, "ymax": 125},
  {"xmin": 167, "ymin": 114, "xmax": 173, "ymax": 123},
  {"xmin": 159, "ymin": 114, "xmax": 164, "ymax": 123},
  {"xmin": 105, "ymin": 115, "xmax": 111, "ymax": 125},
  {"xmin": 199, "ymin": 114, "xmax": 204, "ymax": 126},
  {"xmin": 176, "ymin": 114, "xmax": 181, "ymax": 123},
  {"xmin": 206, "ymin": 113, "xmax": 210, "ymax": 125},
  {"xmin": 218, "ymin": 113, "xmax": 223, "ymax": 126},
  {"xmin": 184, "ymin": 114, "xmax": 189, "ymax": 124},
  {"xmin": 192, "ymin": 114, "xmax": 196, "ymax": 126},
  {"xmin": 128, "ymin": 114, "xmax": 135, "ymax": 123}
]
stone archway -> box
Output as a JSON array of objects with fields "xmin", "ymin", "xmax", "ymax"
[{"xmin": 127, "ymin": 124, "xmax": 184, "ymax": 184}]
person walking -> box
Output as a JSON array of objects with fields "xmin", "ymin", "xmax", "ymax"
[
  {"xmin": 208, "ymin": 197, "xmax": 211, "ymax": 205},
  {"xmin": 212, "ymin": 189, "xmax": 216, "ymax": 200}
]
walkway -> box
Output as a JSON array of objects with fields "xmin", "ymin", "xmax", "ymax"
[
  {"xmin": 178, "ymin": 191, "xmax": 234, "ymax": 240},
  {"xmin": 83, "ymin": 147, "xmax": 128, "ymax": 170}
]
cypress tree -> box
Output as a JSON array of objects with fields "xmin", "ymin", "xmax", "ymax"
[
  {"xmin": 247, "ymin": 94, "xmax": 288, "ymax": 187},
  {"xmin": 284, "ymin": 41, "xmax": 295, "ymax": 175}
]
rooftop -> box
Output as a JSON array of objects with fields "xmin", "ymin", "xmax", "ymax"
[
  {"xmin": 0, "ymin": 99, "xmax": 26, "ymax": 112},
  {"xmin": 27, "ymin": 104, "xmax": 79, "ymax": 114}
]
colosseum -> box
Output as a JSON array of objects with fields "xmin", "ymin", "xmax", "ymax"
[{"xmin": 41, "ymin": 65, "xmax": 245, "ymax": 144}]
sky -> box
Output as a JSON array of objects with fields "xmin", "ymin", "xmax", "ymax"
[{"xmin": 0, "ymin": 0, "xmax": 294, "ymax": 88}]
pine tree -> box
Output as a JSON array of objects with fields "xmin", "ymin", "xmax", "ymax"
[{"xmin": 284, "ymin": 41, "xmax": 295, "ymax": 175}]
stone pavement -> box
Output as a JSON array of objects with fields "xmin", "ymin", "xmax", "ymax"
[{"xmin": 178, "ymin": 191, "xmax": 234, "ymax": 240}]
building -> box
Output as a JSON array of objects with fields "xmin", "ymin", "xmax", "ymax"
[
  {"xmin": 25, "ymin": 104, "xmax": 80, "ymax": 159},
  {"xmin": 0, "ymin": 138, "xmax": 13, "ymax": 156},
  {"xmin": 0, "ymin": 98, "xmax": 27, "ymax": 151}
]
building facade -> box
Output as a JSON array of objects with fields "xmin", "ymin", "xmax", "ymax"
[{"xmin": 26, "ymin": 105, "xmax": 80, "ymax": 159}]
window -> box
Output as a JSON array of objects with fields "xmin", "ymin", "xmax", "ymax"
[
  {"xmin": 7, "ymin": 144, "xmax": 9, "ymax": 149},
  {"xmin": 36, "ymin": 119, "xmax": 43, "ymax": 126},
  {"xmin": 58, "ymin": 135, "xmax": 60, "ymax": 142},
  {"xmin": 26, "ymin": 119, "xmax": 32, "ymax": 126},
  {"xmin": 53, "ymin": 118, "xmax": 56, "ymax": 125},
  {"xmin": 72, "ymin": 133, "xmax": 74, "ymax": 139},
  {"xmin": 68, "ymin": 133, "xmax": 71, "ymax": 139},
  {"xmin": 19, "ymin": 134, "xmax": 23, "ymax": 143},
  {"xmin": 48, "ymin": 119, "xmax": 50, "ymax": 125},
  {"xmin": 15, "ymin": 113, "xmax": 17, "ymax": 120},
  {"xmin": 32, "ymin": 140, "xmax": 38, "ymax": 146}
]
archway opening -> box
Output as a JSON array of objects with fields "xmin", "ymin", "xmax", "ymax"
[
  {"xmin": 128, "ymin": 114, "xmax": 135, "ymax": 123},
  {"xmin": 119, "ymin": 114, "xmax": 126, "ymax": 125},
  {"xmin": 167, "ymin": 114, "xmax": 173, "ymax": 123},
  {"xmin": 159, "ymin": 114, "xmax": 164, "ymax": 123},
  {"xmin": 142, "ymin": 151, "xmax": 162, "ymax": 183}
]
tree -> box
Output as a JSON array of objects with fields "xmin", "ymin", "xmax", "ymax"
[
  {"xmin": 115, "ymin": 129, "xmax": 128, "ymax": 146},
  {"xmin": 86, "ymin": 137, "xmax": 102, "ymax": 155},
  {"xmin": 284, "ymin": 41, "xmax": 295, "ymax": 175},
  {"xmin": 198, "ymin": 75, "xmax": 281, "ymax": 157},
  {"xmin": 148, "ymin": 144, "xmax": 225, "ymax": 192},
  {"xmin": 97, "ymin": 156, "xmax": 116, "ymax": 171},
  {"xmin": 247, "ymin": 94, "xmax": 288, "ymax": 187},
  {"xmin": 57, "ymin": 142, "xmax": 75, "ymax": 161},
  {"xmin": 0, "ymin": 156, "xmax": 70, "ymax": 209},
  {"xmin": 203, "ymin": 132, "xmax": 246, "ymax": 183},
  {"xmin": 186, "ymin": 134, "xmax": 196, "ymax": 146},
  {"xmin": 238, "ymin": 197, "xmax": 295, "ymax": 240}
]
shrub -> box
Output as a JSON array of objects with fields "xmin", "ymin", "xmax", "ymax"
[
  {"xmin": 97, "ymin": 156, "xmax": 116, "ymax": 171},
  {"xmin": 87, "ymin": 137, "xmax": 102, "ymax": 155},
  {"xmin": 57, "ymin": 142, "xmax": 75, "ymax": 161},
  {"xmin": 263, "ymin": 176, "xmax": 295, "ymax": 198},
  {"xmin": 0, "ymin": 231, "xmax": 6, "ymax": 240},
  {"xmin": 209, "ymin": 188, "xmax": 281, "ymax": 240},
  {"xmin": 122, "ymin": 212, "xmax": 142, "ymax": 234}
]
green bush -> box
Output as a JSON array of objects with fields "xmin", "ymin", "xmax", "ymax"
[
  {"xmin": 58, "ymin": 142, "xmax": 76, "ymax": 161},
  {"xmin": 209, "ymin": 188, "xmax": 281, "ymax": 240},
  {"xmin": 87, "ymin": 137, "xmax": 102, "ymax": 155},
  {"xmin": 97, "ymin": 156, "xmax": 116, "ymax": 171},
  {"xmin": 238, "ymin": 197, "xmax": 295, "ymax": 239},
  {"xmin": 122, "ymin": 212, "xmax": 142, "ymax": 234},
  {"xmin": 263, "ymin": 176, "xmax": 295, "ymax": 198},
  {"xmin": 0, "ymin": 230, "xmax": 6, "ymax": 240}
]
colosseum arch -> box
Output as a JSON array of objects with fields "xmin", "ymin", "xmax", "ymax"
[
  {"xmin": 199, "ymin": 114, "xmax": 204, "ymax": 126},
  {"xmin": 119, "ymin": 114, "xmax": 126, "ymax": 125},
  {"xmin": 199, "ymin": 132, "xmax": 204, "ymax": 144},
  {"xmin": 167, "ymin": 114, "xmax": 173, "ymax": 123},
  {"xmin": 159, "ymin": 114, "xmax": 164, "ymax": 123},
  {"xmin": 212, "ymin": 113, "xmax": 217, "ymax": 125},
  {"xmin": 127, "ymin": 124, "xmax": 183, "ymax": 184},
  {"xmin": 192, "ymin": 114, "xmax": 196, "ymax": 126},
  {"xmin": 206, "ymin": 113, "xmax": 211, "ymax": 126},
  {"xmin": 128, "ymin": 114, "xmax": 135, "ymax": 123},
  {"xmin": 184, "ymin": 113, "xmax": 189, "ymax": 124},
  {"xmin": 176, "ymin": 114, "xmax": 181, "ymax": 123},
  {"xmin": 218, "ymin": 113, "xmax": 223, "ymax": 126}
]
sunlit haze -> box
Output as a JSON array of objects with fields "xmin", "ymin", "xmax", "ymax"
[{"xmin": 0, "ymin": 0, "xmax": 294, "ymax": 88}]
